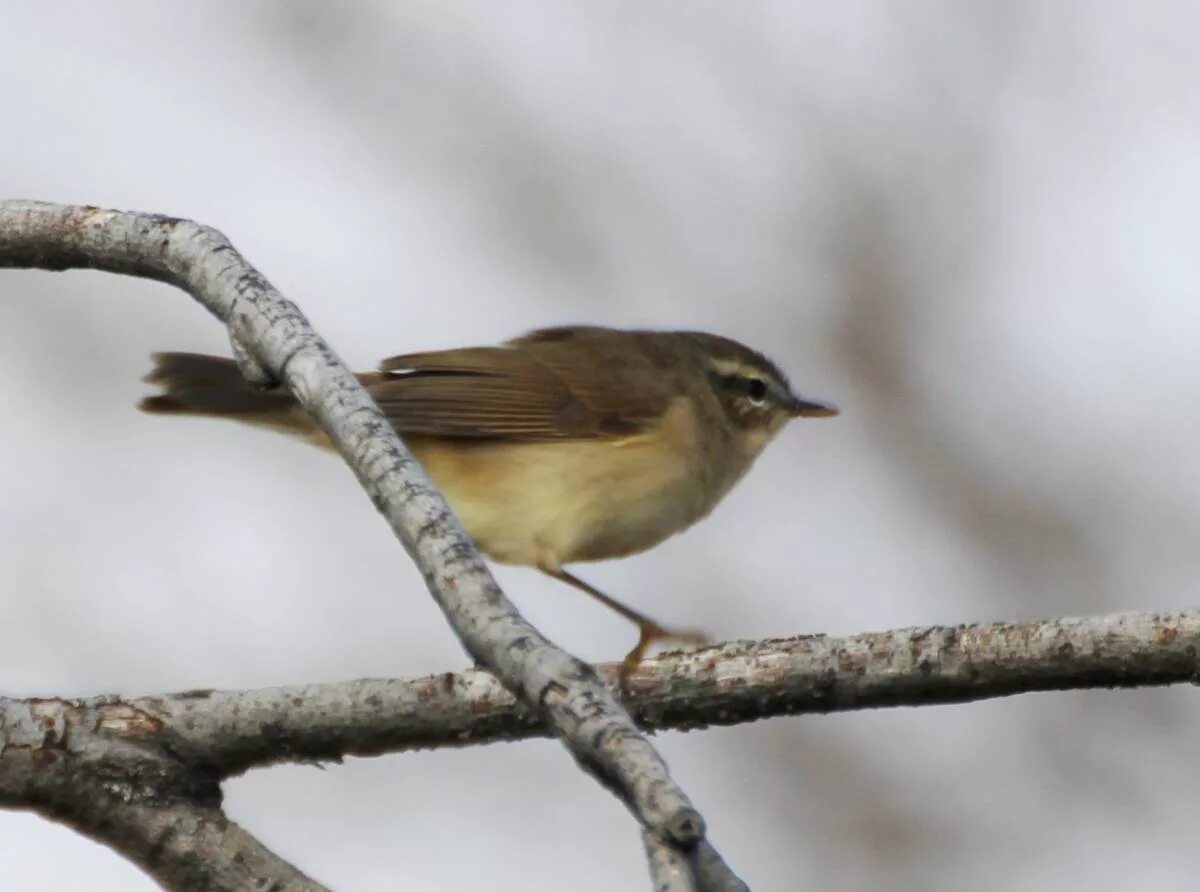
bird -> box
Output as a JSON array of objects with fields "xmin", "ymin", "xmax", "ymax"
[{"xmin": 140, "ymin": 325, "xmax": 837, "ymax": 679}]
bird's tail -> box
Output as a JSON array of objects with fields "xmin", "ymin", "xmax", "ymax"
[{"xmin": 139, "ymin": 352, "xmax": 302, "ymax": 421}]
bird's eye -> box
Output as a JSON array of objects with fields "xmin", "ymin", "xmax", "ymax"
[{"xmin": 715, "ymin": 373, "xmax": 771, "ymax": 406}]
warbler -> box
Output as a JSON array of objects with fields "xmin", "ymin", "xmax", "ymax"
[{"xmin": 141, "ymin": 326, "xmax": 837, "ymax": 676}]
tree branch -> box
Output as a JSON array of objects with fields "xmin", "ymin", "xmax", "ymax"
[
  {"xmin": 71, "ymin": 803, "xmax": 328, "ymax": 891},
  {"xmin": 4, "ymin": 609, "xmax": 1194, "ymax": 773},
  {"xmin": 0, "ymin": 199, "xmax": 734, "ymax": 887},
  {"xmin": 0, "ymin": 695, "xmax": 327, "ymax": 890},
  {"xmin": 644, "ymin": 829, "xmax": 698, "ymax": 891},
  {"xmin": 4, "ymin": 608, "xmax": 1192, "ymax": 886}
]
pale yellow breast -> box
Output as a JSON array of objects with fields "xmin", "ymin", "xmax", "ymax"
[{"xmin": 407, "ymin": 397, "xmax": 730, "ymax": 569}]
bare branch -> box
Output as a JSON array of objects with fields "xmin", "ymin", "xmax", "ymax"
[
  {"xmin": 644, "ymin": 830, "xmax": 698, "ymax": 891},
  {"xmin": 6, "ymin": 607, "xmax": 1186, "ymax": 886},
  {"xmin": 0, "ymin": 696, "xmax": 326, "ymax": 890},
  {"xmin": 0, "ymin": 200, "xmax": 732, "ymax": 883},
  {"xmin": 72, "ymin": 803, "xmax": 328, "ymax": 891},
  {"xmin": 3, "ymin": 609, "xmax": 1194, "ymax": 774},
  {"xmin": 642, "ymin": 830, "xmax": 750, "ymax": 892}
]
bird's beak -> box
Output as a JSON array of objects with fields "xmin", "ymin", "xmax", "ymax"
[{"xmin": 786, "ymin": 394, "xmax": 839, "ymax": 418}]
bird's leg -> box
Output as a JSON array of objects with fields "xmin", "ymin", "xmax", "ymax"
[{"xmin": 542, "ymin": 567, "xmax": 709, "ymax": 684}]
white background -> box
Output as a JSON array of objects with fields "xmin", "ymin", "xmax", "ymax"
[{"xmin": 3, "ymin": 2, "xmax": 1200, "ymax": 889}]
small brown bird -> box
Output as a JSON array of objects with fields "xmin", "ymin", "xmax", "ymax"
[{"xmin": 141, "ymin": 326, "xmax": 837, "ymax": 677}]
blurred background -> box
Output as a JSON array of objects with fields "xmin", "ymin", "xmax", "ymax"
[{"xmin": 3, "ymin": 2, "xmax": 1199, "ymax": 889}]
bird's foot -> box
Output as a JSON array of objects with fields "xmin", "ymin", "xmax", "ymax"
[{"xmin": 617, "ymin": 623, "xmax": 711, "ymax": 690}]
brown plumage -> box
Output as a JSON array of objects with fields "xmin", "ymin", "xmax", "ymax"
[{"xmin": 141, "ymin": 325, "xmax": 837, "ymax": 677}]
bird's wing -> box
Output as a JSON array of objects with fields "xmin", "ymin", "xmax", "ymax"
[{"xmin": 371, "ymin": 327, "xmax": 677, "ymax": 441}]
